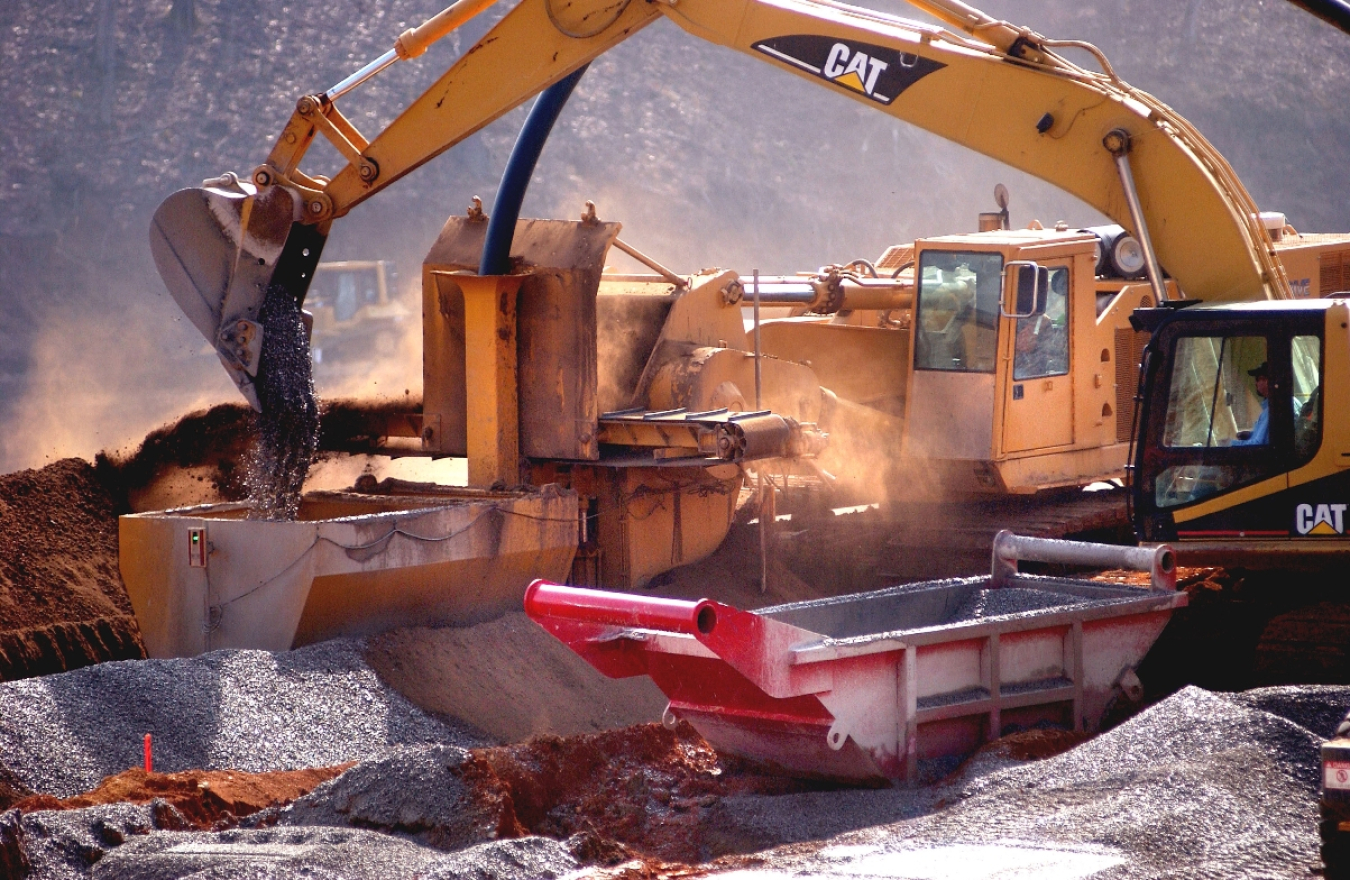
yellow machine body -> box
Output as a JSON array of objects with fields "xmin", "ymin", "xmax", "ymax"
[{"xmin": 139, "ymin": 0, "xmax": 1350, "ymax": 630}]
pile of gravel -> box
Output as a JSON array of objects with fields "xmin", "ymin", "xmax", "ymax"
[
  {"xmin": 95, "ymin": 830, "xmax": 578, "ymax": 880},
  {"xmin": 256, "ymin": 744, "xmax": 511, "ymax": 852},
  {"xmin": 0, "ymin": 639, "xmax": 488, "ymax": 798},
  {"xmin": 715, "ymin": 685, "xmax": 1350, "ymax": 879},
  {"xmin": 948, "ymin": 586, "xmax": 1086, "ymax": 623},
  {"xmin": 4, "ymin": 638, "xmax": 1346, "ymax": 880}
]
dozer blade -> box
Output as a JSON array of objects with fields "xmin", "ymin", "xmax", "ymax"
[{"xmin": 149, "ymin": 174, "xmax": 321, "ymax": 410}]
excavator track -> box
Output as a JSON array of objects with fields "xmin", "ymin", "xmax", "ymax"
[
  {"xmin": 768, "ymin": 485, "xmax": 1130, "ymax": 592},
  {"xmin": 879, "ymin": 489, "xmax": 1131, "ymax": 581}
]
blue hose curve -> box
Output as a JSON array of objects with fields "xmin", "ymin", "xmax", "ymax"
[{"xmin": 479, "ymin": 64, "xmax": 590, "ymax": 276}]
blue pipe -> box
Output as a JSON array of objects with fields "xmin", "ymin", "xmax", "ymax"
[{"xmin": 479, "ymin": 65, "xmax": 589, "ymax": 276}]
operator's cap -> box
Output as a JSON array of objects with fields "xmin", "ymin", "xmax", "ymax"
[{"xmin": 1248, "ymin": 362, "xmax": 1269, "ymax": 378}]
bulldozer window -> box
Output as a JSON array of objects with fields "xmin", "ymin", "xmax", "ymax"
[
  {"xmin": 1013, "ymin": 266, "xmax": 1069, "ymax": 381},
  {"xmin": 914, "ymin": 251, "xmax": 1002, "ymax": 373}
]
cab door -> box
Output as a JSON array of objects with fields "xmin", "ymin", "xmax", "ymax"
[
  {"xmin": 906, "ymin": 249, "xmax": 1003, "ymax": 462},
  {"xmin": 1001, "ymin": 263, "xmax": 1074, "ymax": 453}
]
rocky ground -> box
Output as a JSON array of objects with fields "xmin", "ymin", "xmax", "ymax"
[
  {"xmin": 1, "ymin": 633, "xmax": 1343, "ymax": 878},
  {"xmin": 4, "ymin": 2, "xmax": 1350, "ymax": 877},
  {"xmin": 0, "ymin": 431, "xmax": 1345, "ymax": 879}
]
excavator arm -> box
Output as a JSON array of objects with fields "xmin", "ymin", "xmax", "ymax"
[{"xmin": 153, "ymin": 0, "xmax": 1288, "ymax": 408}]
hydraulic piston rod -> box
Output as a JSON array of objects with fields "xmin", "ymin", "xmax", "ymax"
[
  {"xmin": 991, "ymin": 530, "xmax": 1177, "ymax": 592},
  {"xmin": 325, "ymin": 0, "xmax": 500, "ymax": 100},
  {"xmin": 1103, "ymin": 129, "xmax": 1170, "ymax": 305}
]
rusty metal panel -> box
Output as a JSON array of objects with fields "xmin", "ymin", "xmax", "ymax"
[
  {"xmin": 421, "ymin": 216, "xmax": 621, "ymax": 461},
  {"xmin": 423, "ymin": 270, "xmax": 469, "ymax": 455},
  {"xmin": 518, "ymin": 270, "xmax": 599, "ymax": 460},
  {"xmin": 1323, "ymin": 250, "xmax": 1349, "ymax": 296},
  {"xmin": 597, "ymin": 288, "xmax": 674, "ymax": 412}
]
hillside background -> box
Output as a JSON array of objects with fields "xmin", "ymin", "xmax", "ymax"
[{"xmin": 1, "ymin": 0, "xmax": 1347, "ymax": 472}]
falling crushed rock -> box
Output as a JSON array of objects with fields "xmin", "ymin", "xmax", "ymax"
[{"xmin": 248, "ymin": 285, "xmax": 320, "ymax": 521}]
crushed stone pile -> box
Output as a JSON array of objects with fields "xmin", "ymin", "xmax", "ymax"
[
  {"xmin": 714, "ymin": 684, "xmax": 1350, "ymax": 880},
  {"xmin": 1, "ymin": 635, "xmax": 1345, "ymax": 879},
  {"xmin": 0, "ymin": 639, "xmax": 487, "ymax": 799}
]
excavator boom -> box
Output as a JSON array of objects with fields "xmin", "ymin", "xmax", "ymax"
[{"xmin": 153, "ymin": 0, "xmax": 1290, "ymax": 408}]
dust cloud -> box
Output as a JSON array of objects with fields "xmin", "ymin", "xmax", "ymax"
[
  {"xmin": 311, "ymin": 305, "xmax": 423, "ymax": 404},
  {"xmin": 2, "ymin": 0, "xmax": 1348, "ymax": 482},
  {"xmin": 0, "ymin": 300, "xmax": 231, "ymax": 474}
]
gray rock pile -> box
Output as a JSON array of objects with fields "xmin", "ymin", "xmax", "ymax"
[
  {"xmin": 2, "ymin": 636, "xmax": 1346, "ymax": 879},
  {"xmin": 715, "ymin": 685, "xmax": 1350, "ymax": 879},
  {"xmin": 0, "ymin": 639, "xmax": 487, "ymax": 798}
]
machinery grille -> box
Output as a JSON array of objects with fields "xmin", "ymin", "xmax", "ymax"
[
  {"xmin": 1321, "ymin": 249, "xmax": 1349, "ymax": 296},
  {"xmin": 876, "ymin": 244, "xmax": 916, "ymax": 274},
  {"xmin": 1115, "ymin": 328, "xmax": 1150, "ymax": 443}
]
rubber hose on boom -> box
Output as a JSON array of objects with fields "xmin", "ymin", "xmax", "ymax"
[{"xmin": 479, "ymin": 65, "xmax": 589, "ymax": 276}]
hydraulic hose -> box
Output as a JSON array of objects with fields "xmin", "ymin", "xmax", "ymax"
[{"xmin": 479, "ymin": 64, "xmax": 589, "ymax": 276}]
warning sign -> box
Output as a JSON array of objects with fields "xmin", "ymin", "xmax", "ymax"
[{"xmin": 1326, "ymin": 761, "xmax": 1350, "ymax": 790}]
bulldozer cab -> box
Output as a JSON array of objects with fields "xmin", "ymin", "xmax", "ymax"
[
  {"xmin": 903, "ymin": 230, "xmax": 1108, "ymax": 493},
  {"xmin": 1132, "ymin": 301, "xmax": 1342, "ymax": 545}
]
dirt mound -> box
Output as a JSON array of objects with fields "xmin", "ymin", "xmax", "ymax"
[
  {"xmin": 97, "ymin": 397, "xmax": 429, "ymax": 513},
  {"xmin": 975, "ymin": 729, "xmax": 1092, "ymax": 762},
  {"xmin": 0, "ymin": 458, "xmax": 144, "ymax": 681},
  {"xmin": 12, "ymin": 766, "xmax": 349, "ymax": 830},
  {"xmin": 366, "ymin": 613, "xmax": 669, "ymax": 742},
  {"xmin": 3, "ymin": 721, "xmax": 823, "ymax": 866},
  {"xmin": 97, "ymin": 402, "xmax": 256, "ymax": 512},
  {"xmin": 470, "ymin": 722, "xmax": 830, "ymax": 864}
]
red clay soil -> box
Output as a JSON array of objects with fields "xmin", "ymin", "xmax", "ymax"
[
  {"xmin": 10, "ymin": 766, "xmax": 351, "ymax": 830},
  {"xmin": 979, "ymin": 728, "xmax": 1092, "ymax": 762},
  {"xmin": 1091, "ymin": 566, "xmax": 1230, "ymax": 591},
  {"xmin": 0, "ymin": 721, "xmax": 1094, "ymax": 875},
  {"xmin": 467, "ymin": 721, "xmax": 833, "ymax": 865}
]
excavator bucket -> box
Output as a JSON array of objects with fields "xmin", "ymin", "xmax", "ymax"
[{"xmin": 149, "ymin": 175, "xmax": 320, "ymax": 410}]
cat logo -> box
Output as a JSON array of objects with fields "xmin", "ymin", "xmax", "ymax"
[
  {"xmin": 822, "ymin": 43, "xmax": 890, "ymax": 96},
  {"xmin": 1296, "ymin": 502, "xmax": 1347, "ymax": 535},
  {"xmin": 752, "ymin": 35, "xmax": 945, "ymax": 106}
]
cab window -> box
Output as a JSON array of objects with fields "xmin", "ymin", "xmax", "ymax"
[
  {"xmin": 1161, "ymin": 335, "xmax": 1267, "ymax": 449},
  {"xmin": 1292, "ymin": 334, "xmax": 1322, "ymax": 459},
  {"xmin": 914, "ymin": 251, "xmax": 1002, "ymax": 373},
  {"xmin": 1153, "ymin": 332, "xmax": 1324, "ymax": 510},
  {"xmin": 1013, "ymin": 266, "xmax": 1069, "ymax": 380}
]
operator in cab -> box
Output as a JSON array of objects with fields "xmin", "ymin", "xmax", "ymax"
[{"xmin": 1232, "ymin": 362, "xmax": 1270, "ymax": 446}]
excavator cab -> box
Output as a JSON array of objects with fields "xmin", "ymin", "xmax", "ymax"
[
  {"xmin": 1131, "ymin": 300, "xmax": 1347, "ymax": 552},
  {"xmin": 901, "ymin": 230, "xmax": 1147, "ymax": 495}
]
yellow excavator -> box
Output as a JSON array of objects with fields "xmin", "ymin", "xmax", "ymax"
[{"xmin": 147, "ymin": 0, "xmax": 1350, "ymax": 593}]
